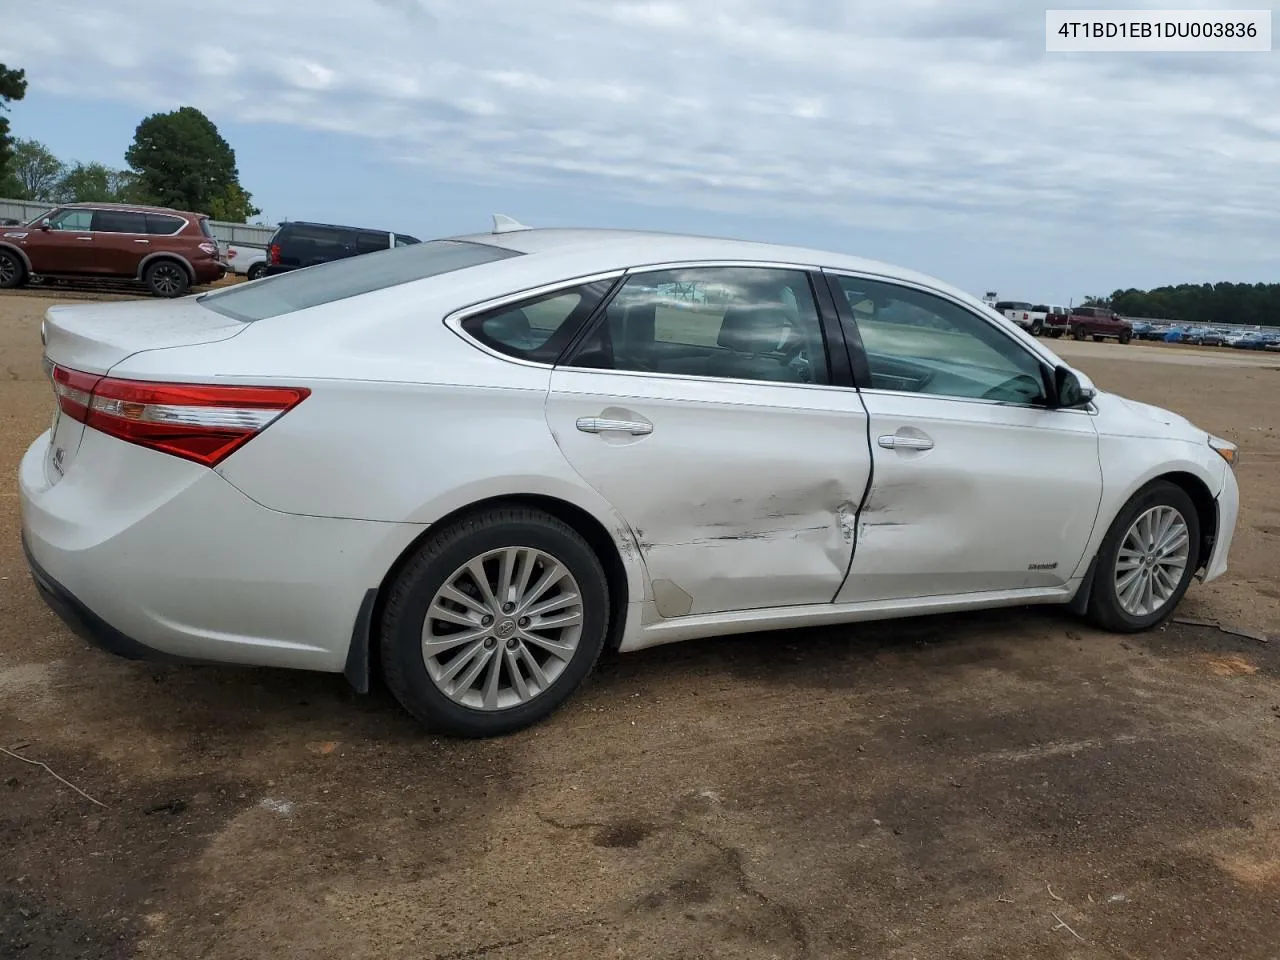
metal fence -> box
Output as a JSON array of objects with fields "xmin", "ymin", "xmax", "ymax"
[{"xmin": 0, "ymin": 197, "xmax": 276, "ymax": 248}]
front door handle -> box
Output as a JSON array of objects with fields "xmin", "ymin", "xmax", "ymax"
[
  {"xmin": 576, "ymin": 417, "xmax": 653, "ymax": 436},
  {"xmin": 76, "ymin": 236, "xmax": 93, "ymax": 241},
  {"xmin": 133, "ymin": 239, "xmax": 150, "ymax": 244},
  {"xmin": 878, "ymin": 434, "xmax": 933, "ymax": 451}
]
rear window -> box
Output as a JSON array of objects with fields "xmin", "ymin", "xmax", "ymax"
[
  {"xmin": 1031, "ymin": 304, "xmax": 1049, "ymax": 312},
  {"xmin": 198, "ymin": 239, "xmax": 522, "ymax": 322}
]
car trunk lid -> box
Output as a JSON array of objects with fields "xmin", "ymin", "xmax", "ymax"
[{"xmin": 42, "ymin": 296, "xmax": 248, "ymax": 375}]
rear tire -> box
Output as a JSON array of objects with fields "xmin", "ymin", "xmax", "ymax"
[
  {"xmin": 1073, "ymin": 326, "xmax": 1086, "ymax": 341},
  {"xmin": 1085, "ymin": 480, "xmax": 1200, "ymax": 633},
  {"xmin": 379, "ymin": 506, "xmax": 610, "ymax": 737},
  {"xmin": 0, "ymin": 249, "xmax": 25, "ymax": 289},
  {"xmin": 246, "ymin": 262, "xmax": 267, "ymax": 282},
  {"xmin": 143, "ymin": 259, "xmax": 190, "ymax": 298},
  {"xmin": 1030, "ymin": 320, "xmax": 1044, "ymax": 336}
]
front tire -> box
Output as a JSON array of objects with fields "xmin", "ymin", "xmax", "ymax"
[
  {"xmin": 1085, "ymin": 480, "xmax": 1200, "ymax": 633},
  {"xmin": 143, "ymin": 259, "xmax": 191, "ymax": 298},
  {"xmin": 379, "ymin": 506, "xmax": 610, "ymax": 737},
  {"xmin": 0, "ymin": 249, "xmax": 25, "ymax": 289}
]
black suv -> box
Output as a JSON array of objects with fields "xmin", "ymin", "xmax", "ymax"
[{"xmin": 263, "ymin": 221, "xmax": 421, "ymax": 276}]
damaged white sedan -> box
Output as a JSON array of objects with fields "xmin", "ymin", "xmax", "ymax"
[{"xmin": 20, "ymin": 221, "xmax": 1240, "ymax": 736}]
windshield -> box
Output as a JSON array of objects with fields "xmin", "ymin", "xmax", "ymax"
[{"xmin": 199, "ymin": 239, "xmax": 521, "ymax": 322}]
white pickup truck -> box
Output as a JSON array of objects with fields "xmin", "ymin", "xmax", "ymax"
[
  {"xmin": 993, "ymin": 300, "xmax": 1068, "ymax": 337},
  {"xmin": 223, "ymin": 245, "xmax": 268, "ymax": 281}
]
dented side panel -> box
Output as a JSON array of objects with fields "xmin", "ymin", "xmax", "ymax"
[
  {"xmin": 838, "ymin": 391, "xmax": 1103, "ymax": 603},
  {"xmin": 546, "ymin": 368, "xmax": 872, "ymax": 616}
]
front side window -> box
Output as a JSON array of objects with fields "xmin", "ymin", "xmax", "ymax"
[
  {"xmin": 564, "ymin": 266, "xmax": 830, "ymax": 385},
  {"xmin": 460, "ymin": 280, "xmax": 616, "ymax": 364},
  {"xmin": 833, "ymin": 275, "xmax": 1047, "ymax": 405},
  {"xmin": 48, "ymin": 209, "xmax": 94, "ymax": 231}
]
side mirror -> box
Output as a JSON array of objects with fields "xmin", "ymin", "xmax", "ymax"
[
  {"xmin": 1053, "ymin": 366, "xmax": 1096, "ymax": 409},
  {"xmin": 40, "ymin": 218, "xmax": 52, "ymax": 231}
]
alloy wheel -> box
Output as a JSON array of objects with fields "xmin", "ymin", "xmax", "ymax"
[
  {"xmin": 0, "ymin": 254, "xmax": 18, "ymax": 286},
  {"xmin": 421, "ymin": 546, "xmax": 584, "ymax": 711},
  {"xmin": 1113, "ymin": 505, "xmax": 1190, "ymax": 617},
  {"xmin": 151, "ymin": 263, "xmax": 184, "ymax": 296}
]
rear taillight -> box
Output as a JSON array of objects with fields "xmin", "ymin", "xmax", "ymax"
[
  {"xmin": 198, "ymin": 241, "xmax": 218, "ymax": 256},
  {"xmin": 1022, "ymin": 312, "xmax": 1029, "ymax": 320},
  {"xmin": 50, "ymin": 364, "xmax": 309, "ymax": 467},
  {"xmin": 269, "ymin": 244, "xmax": 281, "ymax": 264}
]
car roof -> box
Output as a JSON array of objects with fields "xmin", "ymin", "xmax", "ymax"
[
  {"xmin": 61, "ymin": 201, "xmax": 199, "ymax": 216},
  {"xmin": 446, "ymin": 226, "xmax": 981, "ymax": 304},
  {"xmin": 279, "ymin": 220, "xmax": 394, "ymax": 233}
]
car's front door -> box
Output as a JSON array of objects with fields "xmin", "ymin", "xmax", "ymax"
[
  {"xmin": 545, "ymin": 264, "xmax": 871, "ymax": 617},
  {"xmin": 827, "ymin": 272, "xmax": 1104, "ymax": 603},
  {"xmin": 21, "ymin": 208, "xmax": 98, "ymax": 274}
]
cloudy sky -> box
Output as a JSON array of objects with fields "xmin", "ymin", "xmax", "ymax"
[{"xmin": 2, "ymin": 0, "xmax": 1276, "ymax": 302}]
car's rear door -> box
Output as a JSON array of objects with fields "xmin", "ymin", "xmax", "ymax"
[
  {"xmin": 826, "ymin": 272, "xmax": 1103, "ymax": 603},
  {"xmin": 90, "ymin": 209, "xmax": 150, "ymax": 276},
  {"xmin": 544, "ymin": 263, "xmax": 872, "ymax": 617}
]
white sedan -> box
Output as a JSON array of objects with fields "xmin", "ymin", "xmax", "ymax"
[{"xmin": 20, "ymin": 220, "xmax": 1240, "ymax": 737}]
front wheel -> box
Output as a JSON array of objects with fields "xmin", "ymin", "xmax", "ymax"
[
  {"xmin": 379, "ymin": 506, "xmax": 610, "ymax": 737},
  {"xmin": 1119, "ymin": 331, "xmax": 1131, "ymax": 344},
  {"xmin": 0, "ymin": 249, "xmax": 25, "ymax": 289},
  {"xmin": 1085, "ymin": 480, "xmax": 1200, "ymax": 632},
  {"xmin": 143, "ymin": 259, "xmax": 190, "ymax": 298}
]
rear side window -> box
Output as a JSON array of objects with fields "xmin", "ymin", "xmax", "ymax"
[
  {"xmin": 461, "ymin": 280, "xmax": 617, "ymax": 364},
  {"xmin": 198, "ymin": 239, "xmax": 522, "ymax": 322},
  {"xmin": 92, "ymin": 210, "xmax": 148, "ymax": 233},
  {"xmin": 146, "ymin": 214, "xmax": 185, "ymax": 235},
  {"xmin": 355, "ymin": 231, "xmax": 389, "ymax": 255}
]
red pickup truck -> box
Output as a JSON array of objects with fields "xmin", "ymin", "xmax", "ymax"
[{"xmin": 1068, "ymin": 306, "xmax": 1132, "ymax": 344}]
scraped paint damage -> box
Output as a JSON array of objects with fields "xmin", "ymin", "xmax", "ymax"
[{"xmin": 628, "ymin": 483, "xmax": 860, "ymax": 616}]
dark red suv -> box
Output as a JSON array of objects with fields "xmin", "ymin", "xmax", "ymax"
[
  {"xmin": 1068, "ymin": 305, "xmax": 1132, "ymax": 344},
  {"xmin": 0, "ymin": 202, "xmax": 226, "ymax": 298}
]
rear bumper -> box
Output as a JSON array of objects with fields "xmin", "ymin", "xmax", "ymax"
[
  {"xmin": 23, "ymin": 535, "xmax": 182, "ymax": 663},
  {"xmin": 19, "ymin": 428, "xmax": 427, "ymax": 673}
]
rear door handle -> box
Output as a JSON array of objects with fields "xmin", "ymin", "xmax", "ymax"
[
  {"xmin": 76, "ymin": 236, "xmax": 93, "ymax": 241},
  {"xmin": 133, "ymin": 239, "xmax": 150, "ymax": 244},
  {"xmin": 576, "ymin": 417, "xmax": 653, "ymax": 436},
  {"xmin": 878, "ymin": 434, "xmax": 933, "ymax": 451}
]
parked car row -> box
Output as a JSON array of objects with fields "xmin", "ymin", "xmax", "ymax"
[
  {"xmin": 1131, "ymin": 321, "xmax": 1280, "ymax": 350},
  {"xmin": 0, "ymin": 203, "xmax": 422, "ymax": 298}
]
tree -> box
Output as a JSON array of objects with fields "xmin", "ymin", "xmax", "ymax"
[
  {"xmin": 208, "ymin": 181, "xmax": 261, "ymax": 223},
  {"xmin": 125, "ymin": 106, "xmax": 257, "ymax": 218},
  {"xmin": 0, "ymin": 63, "xmax": 28, "ymax": 187},
  {"xmin": 53, "ymin": 162, "xmax": 141, "ymax": 204},
  {"xmin": 6, "ymin": 138, "xmax": 64, "ymax": 199}
]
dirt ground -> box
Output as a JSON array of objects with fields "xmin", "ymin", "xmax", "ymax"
[{"xmin": 2, "ymin": 291, "xmax": 1279, "ymax": 960}]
